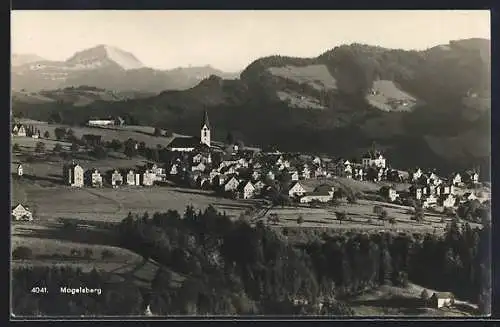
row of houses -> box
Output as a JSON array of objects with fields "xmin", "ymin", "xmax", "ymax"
[
  {"xmin": 63, "ymin": 162, "xmax": 167, "ymax": 188},
  {"xmin": 12, "ymin": 124, "xmax": 41, "ymax": 139}
]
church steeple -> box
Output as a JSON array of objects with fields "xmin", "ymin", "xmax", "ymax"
[
  {"xmin": 201, "ymin": 109, "xmax": 210, "ymax": 129},
  {"xmin": 200, "ymin": 110, "xmax": 211, "ymax": 147}
]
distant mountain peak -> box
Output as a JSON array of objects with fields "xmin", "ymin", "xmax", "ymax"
[
  {"xmin": 65, "ymin": 44, "xmax": 144, "ymax": 70},
  {"xmin": 11, "ymin": 53, "xmax": 47, "ymax": 67}
]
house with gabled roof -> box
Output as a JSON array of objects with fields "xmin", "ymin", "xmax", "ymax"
[
  {"xmin": 288, "ymin": 181, "xmax": 313, "ymax": 198},
  {"xmin": 224, "ymin": 176, "xmax": 240, "ymax": 192},
  {"xmin": 63, "ymin": 162, "xmax": 84, "ymax": 187},
  {"xmin": 12, "ymin": 204, "xmax": 33, "ymax": 221},
  {"xmin": 429, "ymin": 292, "xmax": 455, "ymax": 309},
  {"xmin": 238, "ymin": 181, "xmax": 255, "ymax": 199}
]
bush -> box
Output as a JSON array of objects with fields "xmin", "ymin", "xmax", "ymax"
[
  {"xmin": 12, "ymin": 143, "xmax": 20, "ymax": 152},
  {"xmin": 13, "ymin": 246, "xmax": 33, "ymax": 260},
  {"xmin": 420, "ymin": 289, "xmax": 430, "ymax": 300},
  {"xmin": 101, "ymin": 249, "xmax": 115, "ymax": 259},
  {"xmin": 43, "ymin": 131, "xmax": 50, "ymax": 139},
  {"xmin": 83, "ymin": 248, "xmax": 93, "ymax": 259}
]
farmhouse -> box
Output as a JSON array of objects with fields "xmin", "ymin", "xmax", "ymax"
[
  {"xmin": 64, "ymin": 162, "xmax": 84, "ymax": 187},
  {"xmin": 422, "ymin": 194, "xmax": 438, "ymax": 208},
  {"xmin": 462, "ymin": 192, "xmax": 478, "ymax": 202},
  {"xmin": 141, "ymin": 170, "xmax": 156, "ymax": 186},
  {"xmin": 288, "ymin": 181, "xmax": 310, "ymax": 198},
  {"xmin": 463, "ymin": 170, "xmax": 480, "ymax": 185},
  {"xmin": 12, "ymin": 204, "xmax": 33, "ymax": 221},
  {"xmin": 429, "ymin": 292, "xmax": 455, "ymax": 309},
  {"xmin": 224, "ymin": 176, "xmax": 240, "ymax": 192},
  {"xmin": 87, "ymin": 119, "xmax": 115, "ymax": 127},
  {"xmin": 85, "ymin": 169, "xmax": 103, "ymax": 187},
  {"xmin": 451, "ymin": 173, "xmax": 462, "ymax": 186},
  {"xmin": 440, "ymin": 194, "xmax": 457, "ymax": 208},
  {"xmin": 299, "ymin": 186, "xmax": 334, "ymax": 204},
  {"xmin": 290, "ymin": 170, "xmax": 299, "ymax": 181},
  {"xmin": 12, "ymin": 124, "xmax": 27, "ymax": 137},
  {"xmin": 380, "ymin": 186, "xmax": 399, "ymax": 202},
  {"xmin": 126, "ymin": 170, "xmax": 140, "ymax": 186},
  {"xmin": 111, "ymin": 170, "xmax": 123, "ymax": 187},
  {"xmin": 238, "ymin": 181, "xmax": 255, "ymax": 199}
]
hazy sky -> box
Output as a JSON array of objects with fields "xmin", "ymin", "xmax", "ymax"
[{"xmin": 11, "ymin": 10, "xmax": 490, "ymax": 72}]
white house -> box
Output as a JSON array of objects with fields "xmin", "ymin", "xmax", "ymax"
[
  {"xmin": 12, "ymin": 125, "xmax": 27, "ymax": 137},
  {"xmin": 87, "ymin": 119, "xmax": 115, "ymax": 127},
  {"xmin": 412, "ymin": 168, "xmax": 423, "ymax": 182},
  {"xmin": 12, "ymin": 204, "xmax": 33, "ymax": 221},
  {"xmin": 17, "ymin": 164, "xmax": 23, "ymax": 177},
  {"xmin": 193, "ymin": 162, "xmax": 207, "ymax": 173},
  {"xmin": 169, "ymin": 164, "xmax": 179, "ymax": 176},
  {"xmin": 224, "ymin": 177, "xmax": 240, "ymax": 192},
  {"xmin": 430, "ymin": 292, "xmax": 454, "ymax": 309},
  {"xmin": 290, "ymin": 171, "xmax": 299, "ymax": 181},
  {"xmin": 313, "ymin": 156, "xmax": 322, "ymax": 166},
  {"xmin": 238, "ymin": 181, "xmax": 255, "ymax": 199},
  {"xmin": 251, "ymin": 171, "xmax": 261, "ymax": 181},
  {"xmin": 451, "ymin": 173, "xmax": 462, "ymax": 186},
  {"xmin": 126, "ymin": 170, "xmax": 140, "ymax": 186},
  {"xmin": 91, "ymin": 169, "xmax": 103, "ymax": 187},
  {"xmin": 441, "ymin": 194, "xmax": 457, "ymax": 208},
  {"xmin": 142, "ymin": 170, "xmax": 155, "ymax": 186},
  {"xmin": 301, "ymin": 166, "xmax": 311, "ymax": 180},
  {"xmin": 111, "ymin": 170, "xmax": 123, "ymax": 187},
  {"xmin": 65, "ymin": 162, "xmax": 84, "ymax": 187},
  {"xmin": 266, "ymin": 171, "xmax": 275, "ymax": 181},
  {"xmin": 462, "ymin": 192, "xmax": 478, "ymax": 202},
  {"xmin": 423, "ymin": 194, "xmax": 438, "ymax": 208},
  {"xmin": 288, "ymin": 182, "xmax": 308, "ymax": 198},
  {"xmin": 299, "ymin": 186, "xmax": 334, "ymax": 203},
  {"xmin": 254, "ymin": 180, "xmax": 266, "ymax": 192},
  {"xmin": 380, "ymin": 186, "xmax": 399, "ymax": 202}
]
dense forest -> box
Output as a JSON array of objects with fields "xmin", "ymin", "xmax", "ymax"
[{"xmin": 12, "ymin": 205, "xmax": 491, "ymax": 317}]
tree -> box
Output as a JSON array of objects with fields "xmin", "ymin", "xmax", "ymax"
[
  {"xmin": 91, "ymin": 146, "xmax": 107, "ymax": 159},
  {"xmin": 389, "ymin": 217, "xmax": 396, "ymax": 227},
  {"xmin": 71, "ymin": 143, "xmax": 79, "ymax": 153},
  {"xmin": 378, "ymin": 209, "xmax": 388, "ymax": 222},
  {"xmin": 54, "ymin": 127, "xmax": 66, "ymax": 140},
  {"xmin": 335, "ymin": 211, "xmax": 347, "ymax": 225},
  {"xmin": 12, "ymin": 246, "xmax": 33, "ymax": 260},
  {"xmin": 35, "ymin": 141, "xmax": 45, "ymax": 153},
  {"xmin": 297, "ymin": 215, "xmax": 304, "ymax": 225},
  {"xmin": 53, "ymin": 143, "xmax": 63, "ymax": 152},
  {"xmin": 154, "ymin": 127, "xmax": 162, "ymax": 137},
  {"xmin": 420, "ymin": 289, "xmax": 430, "ymax": 301},
  {"xmin": 124, "ymin": 138, "xmax": 137, "ymax": 158},
  {"xmin": 226, "ymin": 132, "xmax": 235, "ymax": 145},
  {"xmin": 108, "ymin": 139, "xmax": 122, "ymax": 151}
]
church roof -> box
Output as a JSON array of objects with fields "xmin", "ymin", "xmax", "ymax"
[
  {"xmin": 168, "ymin": 137, "xmax": 201, "ymax": 149},
  {"xmin": 201, "ymin": 110, "xmax": 210, "ymax": 129}
]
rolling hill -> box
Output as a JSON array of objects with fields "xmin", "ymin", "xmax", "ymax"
[
  {"xmin": 11, "ymin": 45, "xmax": 240, "ymax": 93},
  {"xmin": 12, "ymin": 39, "xmax": 491, "ymax": 176}
]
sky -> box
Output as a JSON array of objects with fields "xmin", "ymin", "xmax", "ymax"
[{"xmin": 11, "ymin": 10, "xmax": 490, "ymax": 72}]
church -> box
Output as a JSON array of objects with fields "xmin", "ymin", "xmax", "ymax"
[{"xmin": 167, "ymin": 110, "xmax": 212, "ymax": 152}]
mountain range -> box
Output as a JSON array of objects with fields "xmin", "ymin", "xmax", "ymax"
[
  {"xmin": 12, "ymin": 39, "xmax": 491, "ymax": 176},
  {"xmin": 11, "ymin": 44, "xmax": 240, "ymax": 93}
]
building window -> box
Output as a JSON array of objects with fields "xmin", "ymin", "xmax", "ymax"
[{"xmin": 203, "ymin": 130, "xmax": 207, "ymax": 138}]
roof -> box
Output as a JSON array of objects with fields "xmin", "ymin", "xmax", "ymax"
[
  {"xmin": 303, "ymin": 190, "xmax": 331, "ymax": 197},
  {"xmin": 168, "ymin": 137, "xmax": 201, "ymax": 149},
  {"xmin": 12, "ymin": 204, "xmax": 29, "ymax": 211},
  {"xmin": 432, "ymin": 292, "xmax": 454, "ymax": 299},
  {"xmin": 201, "ymin": 110, "xmax": 210, "ymax": 129}
]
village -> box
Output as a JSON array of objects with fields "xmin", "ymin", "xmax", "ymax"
[{"xmin": 11, "ymin": 111, "xmax": 490, "ymax": 225}]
